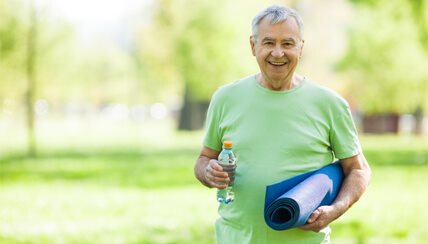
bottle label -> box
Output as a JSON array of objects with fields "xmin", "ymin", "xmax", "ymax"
[{"xmin": 221, "ymin": 164, "xmax": 237, "ymax": 185}]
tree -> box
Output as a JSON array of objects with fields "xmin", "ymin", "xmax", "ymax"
[
  {"xmin": 26, "ymin": 0, "xmax": 37, "ymax": 156},
  {"xmin": 174, "ymin": 0, "xmax": 238, "ymax": 130},
  {"xmin": 338, "ymin": 0, "xmax": 428, "ymax": 121},
  {"xmin": 0, "ymin": 0, "xmax": 37, "ymax": 155},
  {"xmin": 408, "ymin": 0, "xmax": 428, "ymax": 134},
  {"xmin": 1, "ymin": 0, "xmax": 80, "ymax": 155},
  {"xmin": 138, "ymin": 0, "xmax": 261, "ymax": 130},
  {"xmin": 139, "ymin": 0, "xmax": 235, "ymax": 129}
]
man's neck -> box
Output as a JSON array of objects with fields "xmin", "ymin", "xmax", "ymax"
[{"xmin": 257, "ymin": 74, "xmax": 303, "ymax": 91}]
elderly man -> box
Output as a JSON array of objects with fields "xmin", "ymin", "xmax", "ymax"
[{"xmin": 194, "ymin": 4, "xmax": 371, "ymax": 244}]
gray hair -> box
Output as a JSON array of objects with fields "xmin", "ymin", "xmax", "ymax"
[{"xmin": 251, "ymin": 5, "xmax": 304, "ymax": 40}]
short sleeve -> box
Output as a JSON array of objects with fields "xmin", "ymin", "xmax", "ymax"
[
  {"xmin": 329, "ymin": 101, "xmax": 361, "ymax": 159},
  {"xmin": 203, "ymin": 91, "xmax": 223, "ymax": 152}
]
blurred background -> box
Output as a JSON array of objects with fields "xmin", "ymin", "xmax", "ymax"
[{"xmin": 0, "ymin": 0, "xmax": 427, "ymax": 243}]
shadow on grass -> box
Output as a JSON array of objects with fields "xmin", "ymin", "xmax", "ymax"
[
  {"xmin": 1, "ymin": 147, "xmax": 427, "ymax": 189},
  {"xmin": 0, "ymin": 147, "xmax": 200, "ymax": 189},
  {"xmin": 364, "ymin": 149, "xmax": 428, "ymax": 166},
  {"xmin": 0, "ymin": 147, "xmax": 198, "ymax": 162}
]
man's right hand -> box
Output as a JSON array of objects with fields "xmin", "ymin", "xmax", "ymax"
[
  {"xmin": 196, "ymin": 146, "xmax": 237, "ymax": 189},
  {"xmin": 204, "ymin": 159, "xmax": 230, "ymax": 189}
]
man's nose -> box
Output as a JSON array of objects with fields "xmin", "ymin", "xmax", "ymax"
[{"xmin": 271, "ymin": 46, "xmax": 284, "ymax": 58}]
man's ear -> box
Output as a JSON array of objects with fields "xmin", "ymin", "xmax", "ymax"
[
  {"xmin": 250, "ymin": 36, "xmax": 256, "ymax": 56},
  {"xmin": 299, "ymin": 40, "xmax": 305, "ymax": 59}
]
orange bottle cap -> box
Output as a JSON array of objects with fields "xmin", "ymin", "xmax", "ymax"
[{"xmin": 223, "ymin": 141, "xmax": 233, "ymax": 148}]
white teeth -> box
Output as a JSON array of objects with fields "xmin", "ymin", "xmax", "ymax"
[{"xmin": 270, "ymin": 62, "xmax": 286, "ymax": 65}]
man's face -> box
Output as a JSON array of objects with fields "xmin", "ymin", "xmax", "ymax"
[{"xmin": 250, "ymin": 17, "xmax": 304, "ymax": 87}]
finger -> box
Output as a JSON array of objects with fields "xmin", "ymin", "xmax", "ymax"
[
  {"xmin": 299, "ymin": 221, "xmax": 321, "ymax": 232},
  {"xmin": 209, "ymin": 169, "xmax": 229, "ymax": 178},
  {"xmin": 209, "ymin": 160, "xmax": 224, "ymax": 171},
  {"xmin": 210, "ymin": 181, "xmax": 228, "ymax": 189},
  {"xmin": 206, "ymin": 172, "xmax": 230, "ymax": 184},
  {"xmin": 299, "ymin": 225, "xmax": 320, "ymax": 232},
  {"xmin": 207, "ymin": 165, "xmax": 229, "ymax": 178},
  {"xmin": 307, "ymin": 208, "xmax": 322, "ymax": 224},
  {"xmin": 205, "ymin": 172, "xmax": 228, "ymax": 189},
  {"xmin": 298, "ymin": 223, "xmax": 314, "ymax": 231}
]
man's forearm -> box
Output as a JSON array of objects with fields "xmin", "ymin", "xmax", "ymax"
[{"xmin": 332, "ymin": 164, "xmax": 371, "ymax": 217}]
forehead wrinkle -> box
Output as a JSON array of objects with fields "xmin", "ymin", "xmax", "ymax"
[
  {"xmin": 262, "ymin": 37, "xmax": 275, "ymax": 41},
  {"xmin": 261, "ymin": 37, "xmax": 298, "ymax": 42}
]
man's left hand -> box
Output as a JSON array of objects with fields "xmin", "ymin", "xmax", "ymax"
[{"xmin": 298, "ymin": 205, "xmax": 340, "ymax": 232}]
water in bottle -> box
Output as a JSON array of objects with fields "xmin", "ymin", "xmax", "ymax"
[{"xmin": 217, "ymin": 140, "xmax": 237, "ymax": 204}]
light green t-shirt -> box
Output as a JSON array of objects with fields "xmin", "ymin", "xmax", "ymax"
[{"xmin": 203, "ymin": 75, "xmax": 361, "ymax": 244}]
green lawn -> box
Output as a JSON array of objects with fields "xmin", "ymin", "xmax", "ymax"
[{"xmin": 1, "ymin": 122, "xmax": 428, "ymax": 243}]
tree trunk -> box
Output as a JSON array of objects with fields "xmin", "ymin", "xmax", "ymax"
[
  {"xmin": 414, "ymin": 106, "xmax": 424, "ymax": 135},
  {"xmin": 26, "ymin": 0, "xmax": 37, "ymax": 156},
  {"xmin": 178, "ymin": 84, "xmax": 209, "ymax": 131}
]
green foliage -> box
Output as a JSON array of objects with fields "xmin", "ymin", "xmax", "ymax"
[
  {"xmin": 138, "ymin": 0, "xmax": 260, "ymax": 101},
  {"xmin": 0, "ymin": 0, "xmax": 27, "ymax": 98},
  {"xmin": 0, "ymin": 10, "xmax": 21, "ymax": 58},
  {"xmin": 174, "ymin": 0, "xmax": 237, "ymax": 100},
  {"xmin": 0, "ymin": 0, "xmax": 82, "ymax": 102},
  {"xmin": 0, "ymin": 0, "xmax": 278, "ymax": 105},
  {"xmin": 0, "ymin": 0, "xmax": 144, "ymax": 104},
  {"xmin": 338, "ymin": 0, "xmax": 428, "ymax": 114}
]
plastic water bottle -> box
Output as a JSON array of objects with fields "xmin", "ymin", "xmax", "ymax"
[{"xmin": 217, "ymin": 141, "xmax": 237, "ymax": 204}]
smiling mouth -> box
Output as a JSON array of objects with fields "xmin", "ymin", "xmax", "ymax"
[{"xmin": 268, "ymin": 61, "xmax": 287, "ymax": 66}]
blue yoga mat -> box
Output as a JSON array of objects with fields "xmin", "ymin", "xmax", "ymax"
[{"xmin": 264, "ymin": 162, "xmax": 344, "ymax": 231}]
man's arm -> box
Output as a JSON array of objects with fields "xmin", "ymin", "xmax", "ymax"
[
  {"xmin": 194, "ymin": 146, "xmax": 230, "ymax": 189},
  {"xmin": 300, "ymin": 153, "xmax": 372, "ymax": 232}
]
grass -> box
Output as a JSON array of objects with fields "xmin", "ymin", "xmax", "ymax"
[
  {"xmin": 0, "ymin": 119, "xmax": 218, "ymax": 243},
  {"xmin": 1, "ymin": 120, "xmax": 428, "ymax": 243},
  {"xmin": 0, "ymin": 148, "xmax": 199, "ymax": 189},
  {"xmin": 361, "ymin": 135, "xmax": 428, "ymax": 166},
  {"xmin": 331, "ymin": 165, "xmax": 428, "ymax": 243},
  {"xmin": 0, "ymin": 184, "xmax": 217, "ymax": 244}
]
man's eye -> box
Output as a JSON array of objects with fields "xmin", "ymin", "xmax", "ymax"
[{"xmin": 263, "ymin": 42, "xmax": 274, "ymax": 45}]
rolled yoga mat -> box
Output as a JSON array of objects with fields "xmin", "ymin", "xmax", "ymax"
[{"xmin": 264, "ymin": 162, "xmax": 344, "ymax": 231}]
